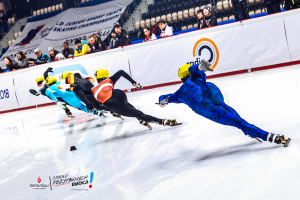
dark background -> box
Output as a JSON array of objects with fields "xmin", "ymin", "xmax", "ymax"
[{"xmin": 8, "ymin": 0, "xmax": 75, "ymax": 17}]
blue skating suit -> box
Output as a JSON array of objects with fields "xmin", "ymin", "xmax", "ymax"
[
  {"xmin": 159, "ymin": 64, "xmax": 269, "ymax": 141},
  {"xmin": 45, "ymin": 82, "xmax": 92, "ymax": 113}
]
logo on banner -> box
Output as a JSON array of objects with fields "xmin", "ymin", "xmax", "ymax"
[
  {"xmin": 188, "ymin": 38, "xmax": 219, "ymax": 70},
  {"xmin": 0, "ymin": 89, "xmax": 9, "ymax": 99},
  {"xmin": 15, "ymin": 25, "xmax": 45, "ymax": 46},
  {"xmin": 30, "ymin": 176, "xmax": 50, "ymax": 189}
]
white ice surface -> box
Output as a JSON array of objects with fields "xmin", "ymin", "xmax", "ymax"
[{"xmin": 1, "ymin": 65, "xmax": 300, "ymax": 200}]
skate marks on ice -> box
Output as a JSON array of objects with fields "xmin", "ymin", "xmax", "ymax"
[{"xmin": 194, "ymin": 141, "xmax": 281, "ymax": 162}]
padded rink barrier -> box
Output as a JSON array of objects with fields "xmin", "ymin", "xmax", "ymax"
[{"xmin": 1, "ymin": 9, "xmax": 300, "ymax": 113}]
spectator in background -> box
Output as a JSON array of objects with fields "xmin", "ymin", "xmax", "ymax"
[
  {"xmin": 143, "ymin": 27, "xmax": 157, "ymax": 42},
  {"xmin": 87, "ymin": 34, "xmax": 106, "ymax": 53},
  {"xmin": 5, "ymin": 57, "xmax": 19, "ymax": 71},
  {"xmin": 13, "ymin": 6, "xmax": 21, "ymax": 19},
  {"xmin": 48, "ymin": 47, "xmax": 65, "ymax": 62},
  {"xmin": 152, "ymin": 24, "xmax": 161, "ymax": 37},
  {"xmin": 28, "ymin": 48, "xmax": 51, "ymax": 66},
  {"xmin": 74, "ymin": 38, "xmax": 89, "ymax": 57},
  {"xmin": 6, "ymin": 9, "xmax": 13, "ymax": 18},
  {"xmin": 232, "ymin": 0, "xmax": 250, "ymax": 20},
  {"xmin": 62, "ymin": 42, "xmax": 74, "ymax": 58},
  {"xmin": 203, "ymin": 6, "xmax": 217, "ymax": 27},
  {"xmin": 197, "ymin": 9, "xmax": 208, "ymax": 30},
  {"xmin": 264, "ymin": 0, "xmax": 281, "ymax": 14},
  {"xmin": 158, "ymin": 19, "xmax": 173, "ymax": 38},
  {"xmin": 16, "ymin": 51, "xmax": 29, "ymax": 68},
  {"xmin": 114, "ymin": 24, "xmax": 131, "ymax": 47},
  {"xmin": 109, "ymin": 32, "xmax": 117, "ymax": 49}
]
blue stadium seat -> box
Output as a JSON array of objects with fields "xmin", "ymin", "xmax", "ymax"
[{"xmin": 57, "ymin": 10, "xmax": 61, "ymax": 14}]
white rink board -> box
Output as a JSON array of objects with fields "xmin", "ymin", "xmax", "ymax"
[{"xmin": 1, "ymin": 65, "xmax": 300, "ymax": 200}]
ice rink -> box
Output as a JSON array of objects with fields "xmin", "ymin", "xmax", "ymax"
[{"xmin": 1, "ymin": 65, "xmax": 300, "ymax": 200}]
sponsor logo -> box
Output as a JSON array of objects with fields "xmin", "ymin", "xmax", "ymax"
[
  {"xmin": 30, "ymin": 176, "xmax": 50, "ymax": 190},
  {"xmin": 0, "ymin": 126, "xmax": 19, "ymax": 135},
  {"xmin": 0, "ymin": 89, "xmax": 9, "ymax": 99},
  {"xmin": 187, "ymin": 38, "xmax": 219, "ymax": 70},
  {"xmin": 50, "ymin": 172, "xmax": 94, "ymax": 190}
]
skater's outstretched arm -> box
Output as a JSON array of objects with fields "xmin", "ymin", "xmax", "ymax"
[
  {"xmin": 110, "ymin": 70, "xmax": 136, "ymax": 85},
  {"xmin": 159, "ymin": 93, "xmax": 182, "ymax": 104},
  {"xmin": 189, "ymin": 64, "xmax": 207, "ymax": 82}
]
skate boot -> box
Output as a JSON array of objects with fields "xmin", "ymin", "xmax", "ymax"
[
  {"xmin": 111, "ymin": 112, "xmax": 124, "ymax": 121},
  {"xmin": 67, "ymin": 111, "xmax": 75, "ymax": 118},
  {"xmin": 267, "ymin": 133, "xmax": 291, "ymax": 147},
  {"xmin": 139, "ymin": 120, "xmax": 152, "ymax": 130},
  {"xmin": 162, "ymin": 119, "xmax": 182, "ymax": 126},
  {"xmin": 94, "ymin": 110, "xmax": 105, "ymax": 117},
  {"xmin": 199, "ymin": 59, "xmax": 213, "ymax": 72}
]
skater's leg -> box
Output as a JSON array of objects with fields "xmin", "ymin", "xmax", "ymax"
[
  {"xmin": 221, "ymin": 103, "xmax": 241, "ymax": 118},
  {"xmin": 202, "ymin": 106, "xmax": 269, "ymax": 141},
  {"xmin": 104, "ymin": 89, "xmax": 163, "ymax": 124},
  {"xmin": 86, "ymin": 95, "xmax": 109, "ymax": 111}
]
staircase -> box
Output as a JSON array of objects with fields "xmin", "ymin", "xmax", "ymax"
[
  {"xmin": 123, "ymin": 0, "xmax": 154, "ymax": 32},
  {"xmin": 0, "ymin": 18, "xmax": 28, "ymax": 53}
]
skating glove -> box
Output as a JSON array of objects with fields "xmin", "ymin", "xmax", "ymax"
[
  {"xmin": 70, "ymin": 83, "xmax": 81, "ymax": 88},
  {"xmin": 133, "ymin": 83, "xmax": 143, "ymax": 90},
  {"xmin": 156, "ymin": 96, "xmax": 170, "ymax": 108},
  {"xmin": 86, "ymin": 103, "xmax": 94, "ymax": 112},
  {"xmin": 45, "ymin": 67, "xmax": 54, "ymax": 73},
  {"xmin": 29, "ymin": 89, "xmax": 40, "ymax": 96},
  {"xmin": 198, "ymin": 59, "xmax": 213, "ymax": 72}
]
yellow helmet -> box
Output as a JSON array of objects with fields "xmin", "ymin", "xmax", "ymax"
[
  {"xmin": 178, "ymin": 64, "xmax": 192, "ymax": 79},
  {"xmin": 36, "ymin": 76, "xmax": 45, "ymax": 83},
  {"xmin": 94, "ymin": 68, "xmax": 109, "ymax": 79},
  {"xmin": 46, "ymin": 76, "xmax": 57, "ymax": 85},
  {"xmin": 60, "ymin": 71, "xmax": 74, "ymax": 80}
]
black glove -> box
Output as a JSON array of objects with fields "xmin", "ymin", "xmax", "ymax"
[
  {"xmin": 86, "ymin": 103, "xmax": 94, "ymax": 111},
  {"xmin": 70, "ymin": 83, "xmax": 81, "ymax": 88},
  {"xmin": 29, "ymin": 89, "xmax": 39, "ymax": 96},
  {"xmin": 46, "ymin": 67, "xmax": 53, "ymax": 73}
]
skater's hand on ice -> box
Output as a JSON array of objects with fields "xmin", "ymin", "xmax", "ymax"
[
  {"xmin": 156, "ymin": 96, "xmax": 170, "ymax": 108},
  {"xmin": 86, "ymin": 103, "xmax": 94, "ymax": 112},
  {"xmin": 133, "ymin": 83, "xmax": 143, "ymax": 90}
]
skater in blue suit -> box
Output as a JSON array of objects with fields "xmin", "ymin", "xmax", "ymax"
[
  {"xmin": 45, "ymin": 76, "xmax": 103, "ymax": 117},
  {"xmin": 158, "ymin": 60, "xmax": 290, "ymax": 147}
]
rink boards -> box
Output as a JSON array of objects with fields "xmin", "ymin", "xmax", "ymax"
[{"xmin": 1, "ymin": 65, "xmax": 300, "ymax": 200}]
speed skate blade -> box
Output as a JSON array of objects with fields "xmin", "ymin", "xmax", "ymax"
[
  {"xmin": 172, "ymin": 123, "xmax": 182, "ymax": 126},
  {"xmin": 147, "ymin": 124, "xmax": 152, "ymax": 130},
  {"xmin": 284, "ymin": 138, "xmax": 291, "ymax": 147}
]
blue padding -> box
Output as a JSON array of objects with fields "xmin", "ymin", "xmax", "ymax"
[
  {"xmin": 174, "ymin": 28, "xmax": 197, "ymax": 35},
  {"xmin": 4, "ymin": 69, "xmax": 9, "ymax": 73},
  {"xmin": 250, "ymin": 12, "xmax": 268, "ymax": 18},
  {"xmin": 217, "ymin": 19, "xmax": 236, "ymax": 25},
  {"xmin": 132, "ymin": 39, "xmax": 144, "ymax": 44}
]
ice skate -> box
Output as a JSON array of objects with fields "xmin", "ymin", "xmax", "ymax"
[
  {"xmin": 162, "ymin": 119, "xmax": 182, "ymax": 126},
  {"xmin": 139, "ymin": 120, "xmax": 152, "ymax": 130},
  {"xmin": 199, "ymin": 59, "xmax": 213, "ymax": 72},
  {"xmin": 267, "ymin": 133, "xmax": 291, "ymax": 147},
  {"xmin": 111, "ymin": 112, "xmax": 124, "ymax": 121},
  {"xmin": 94, "ymin": 110, "xmax": 105, "ymax": 117}
]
